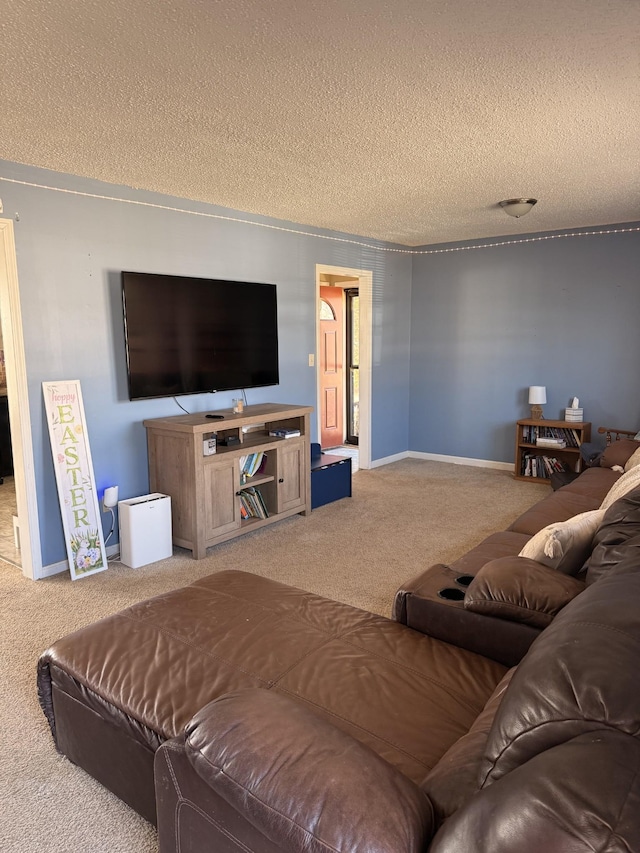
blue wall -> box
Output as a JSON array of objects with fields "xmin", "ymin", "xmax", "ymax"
[
  {"xmin": 0, "ymin": 162, "xmax": 412, "ymax": 567},
  {"xmin": 409, "ymin": 226, "xmax": 640, "ymax": 462},
  {"xmin": 2, "ymin": 158, "xmax": 638, "ymax": 570}
]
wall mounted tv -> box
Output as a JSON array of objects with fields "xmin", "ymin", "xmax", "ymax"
[{"xmin": 122, "ymin": 271, "xmax": 279, "ymax": 401}]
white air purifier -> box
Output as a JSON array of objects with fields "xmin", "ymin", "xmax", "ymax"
[{"xmin": 118, "ymin": 493, "xmax": 172, "ymax": 568}]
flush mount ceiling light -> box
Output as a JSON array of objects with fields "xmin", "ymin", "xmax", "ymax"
[{"xmin": 499, "ymin": 198, "xmax": 538, "ymax": 218}]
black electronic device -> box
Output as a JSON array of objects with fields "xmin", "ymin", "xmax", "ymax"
[
  {"xmin": 205, "ymin": 414, "xmax": 225, "ymax": 419},
  {"xmin": 122, "ymin": 272, "xmax": 279, "ymax": 401},
  {"xmin": 219, "ymin": 436, "xmax": 241, "ymax": 446}
]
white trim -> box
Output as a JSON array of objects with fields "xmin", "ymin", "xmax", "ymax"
[
  {"xmin": 39, "ymin": 559, "xmax": 70, "ymax": 578},
  {"xmin": 407, "ymin": 450, "xmax": 513, "ymax": 471},
  {"xmin": 315, "ymin": 264, "xmax": 372, "ymax": 470},
  {"xmin": 0, "ymin": 219, "xmax": 42, "ymax": 579},
  {"xmin": 41, "ymin": 543, "xmax": 121, "ymax": 578},
  {"xmin": 369, "ymin": 451, "xmax": 410, "ymax": 468},
  {"xmin": 371, "ymin": 450, "xmax": 513, "ymax": 470}
]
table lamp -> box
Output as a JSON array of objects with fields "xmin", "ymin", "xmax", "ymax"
[{"xmin": 528, "ymin": 386, "xmax": 546, "ymax": 420}]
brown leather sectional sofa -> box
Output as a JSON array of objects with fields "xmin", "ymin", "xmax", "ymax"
[{"xmin": 38, "ymin": 452, "xmax": 640, "ymax": 852}]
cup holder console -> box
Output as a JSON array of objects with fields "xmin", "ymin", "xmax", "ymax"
[
  {"xmin": 455, "ymin": 574, "xmax": 474, "ymax": 587},
  {"xmin": 437, "ymin": 587, "xmax": 465, "ymax": 601}
]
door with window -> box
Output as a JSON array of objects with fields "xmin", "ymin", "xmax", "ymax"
[{"xmin": 319, "ymin": 287, "xmax": 344, "ymax": 448}]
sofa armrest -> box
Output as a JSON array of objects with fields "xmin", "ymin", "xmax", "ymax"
[
  {"xmin": 182, "ymin": 689, "xmax": 434, "ymax": 853},
  {"xmin": 464, "ymin": 557, "xmax": 586, "ymax": 629},
  {"xmin": 393, "ymin": 563, "xmax": 540, "ymax": 667}
]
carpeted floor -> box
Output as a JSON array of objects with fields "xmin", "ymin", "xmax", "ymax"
[{"xmin": 0, "ymin": 458, "xmax": 548, "ymax": 852}]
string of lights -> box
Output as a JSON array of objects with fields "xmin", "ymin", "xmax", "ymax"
[{"xmin": 1, "ymin": 175, "xmax": 638, "ymax": 255}]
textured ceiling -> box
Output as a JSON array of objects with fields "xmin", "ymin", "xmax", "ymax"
[{"xmin": 1, "ymin": 0, "xmax": 638, "ymax": 246}]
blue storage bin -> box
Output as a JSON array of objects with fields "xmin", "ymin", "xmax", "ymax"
[{"xmin": 310, "ymin": 452, "xmax": 352, "ymax": 509}]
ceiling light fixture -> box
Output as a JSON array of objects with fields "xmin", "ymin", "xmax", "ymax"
[{"xmin": 499, "ymin": 198, "xmax": 538, "ymax": 218}]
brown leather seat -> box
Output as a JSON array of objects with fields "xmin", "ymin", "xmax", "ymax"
[{"xmin": 38, "ymin": 570, "xmax": 505, "ymax": 824}]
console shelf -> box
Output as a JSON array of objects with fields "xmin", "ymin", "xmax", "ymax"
[{"xmin": 143, "ymin": 403, "xmax": 312, "ymax": 558}]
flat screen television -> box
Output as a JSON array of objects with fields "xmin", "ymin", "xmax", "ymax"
[{"xmin": 122, "ymin": 271, "xmax": 279, "ymax": 401}]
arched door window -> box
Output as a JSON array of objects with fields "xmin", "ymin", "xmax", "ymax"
[{"xmin": 319, "ymin": 299, "xmax": 335, "ymax": 320}]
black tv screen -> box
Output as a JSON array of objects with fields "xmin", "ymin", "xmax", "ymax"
[{"xmin": 122, "ymin": 272, "xmax": 279, "ymax": 401}]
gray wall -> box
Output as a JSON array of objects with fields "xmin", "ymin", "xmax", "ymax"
[
  {"xmin": 0, "ymin": 162, "xmax": 412, "ymax": 567},
  {"xmin": 409, "ymin": 226, "xmax": 640, "ymax": 462}
]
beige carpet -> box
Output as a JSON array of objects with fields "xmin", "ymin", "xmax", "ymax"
[{"xmin": 0, "ymin": 458, "xmax": 548, "ymax": 852}]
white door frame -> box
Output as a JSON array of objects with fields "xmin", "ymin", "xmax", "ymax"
[
  {"xmin": 315, "ymin": 264, "xmax": 372, "ymax": 469},
  {"xmin": 0, "ymin": 219, "xmax": 42, "ymax": 579}
]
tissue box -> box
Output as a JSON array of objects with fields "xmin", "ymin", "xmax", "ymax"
[{"xmin": 565, "ymin": 408, "xmax": 584, "ymax": 422}]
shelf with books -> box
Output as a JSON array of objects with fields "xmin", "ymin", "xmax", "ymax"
[
  {"xmin": 514, "ymin": 419, "xmax": 591, "ymax": 483},
  {"xmin": 238, "ymin": 485, "xmax": 270, "ymax": 521},
  {"xmin": 238, "ymin": 450, "xmax": 271, "ymax": 482}
]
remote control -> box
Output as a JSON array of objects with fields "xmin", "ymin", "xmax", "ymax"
[{"xmin": 205, "ymin": 414, "xmax": 225, "ymax": 419}]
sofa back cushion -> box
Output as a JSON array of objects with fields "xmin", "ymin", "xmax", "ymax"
[
  {"xmin": 479, "ymin": 564, "xmax": 640, "ymax": 786},
  {"xmin": 600, "ymin": 464, "xmax": 640, "ymax": 511},
  {"xmin": 429, "ymin": 731, "xmax": 640, "ymax": 853},
  {"xmin": 586, "ymin": 486, "xmax": 640, "ymax": 584},
  {"xmin": 625, "ymin": 445, "xmax": 640, "ymax": 471},
  {"xmin": 420, "ymin": 668, "xmax": 516, "ymax": 825}
]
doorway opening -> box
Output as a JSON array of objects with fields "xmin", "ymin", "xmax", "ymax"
[
  {"xmin": 315, "ymin": 264, "xmax": 372, "ymax": 470},
  {"xmin": 0, "ymin": 219, "xmax": 41, "ymax": 579},
  {"xmin": 344, "ymin": 287, "xmax": 359, "ymax": 446}
]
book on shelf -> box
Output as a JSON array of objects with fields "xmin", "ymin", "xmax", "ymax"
[
  {"xmin": 522, "ymin": 424, "xmax": 582, "ymax": 448},
  {"xmin": 239, "ymin": 486, "xmax": 269, "ymax": 519},
  {"xmin": 238, "ymin": 451, "xmax": 266, "ymax": 480},
  {"xmin": 536, "ymin": 438, "xmax": 567, "ymax": 448},
  {"xmin": 268, "ymin": 428, "xmax": 301, "ymax": 439},
  {"xmin": 521, "ymin": 452, "xmax": 567, "ymax": 478}
]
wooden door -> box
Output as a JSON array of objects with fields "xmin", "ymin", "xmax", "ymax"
[
  {"xmin": 277, "ymin": 440, "xmax": 306, "ymax": 512},
  {"xmin": 203, "ymin": 457, "xmax": 241, "ymax": 539},
  {"xmin": 319, "ymin": 286, "xmax": 344, "ymax": 448}
]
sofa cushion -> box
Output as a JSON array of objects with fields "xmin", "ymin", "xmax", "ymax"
[
  {"xmin": 508, "ymin": 468, "xmax": 618, "ymax": 536},
  {"xmin": 421, "ymin": 667, "xmax": 515, "ymax": 825},
  {"xmin": 447, "ymin": 531, "xmax": 531, "ymax": 577},
  {"xmin": 557, "ymin": 465, "xmax": 621, "ymax": 498},
  {"xmin": 479, "ymin": 565, "xmax": 640, "ymax": 786},
  {"xmin": 600, "ymin": 464, "xmax": 640, "ymax": 511},
  {"xmin": 586, "ymin": 486, "xmax": 640, "ymax": 585},
  {"xmin": 625, "ymin": 445, "xmax": 640, "ymax": 471},
  {"xmin": 463, "ymin": 557, "xmax": 585, "ymax": 628},
  {"xmin": 600, "ymin": 438, "xmax": 640, "ymax": 469},
  {"xmin": 516, "ymin": 509, "xmax": 604, "ymax": 574}
]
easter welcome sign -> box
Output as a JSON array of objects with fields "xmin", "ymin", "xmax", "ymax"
[{"xmin": 43, "ymin": 381, "xmax": 107, "ymax": 580}]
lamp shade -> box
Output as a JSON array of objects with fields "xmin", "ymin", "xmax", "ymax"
[{"xmin": 528, "ymin": 386, "xmax": 547, "ymax": 405}]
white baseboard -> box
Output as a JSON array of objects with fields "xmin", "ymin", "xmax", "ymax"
[
  {"xmin": 407, "ymin": 450, "xmax": 513, "ymax": 471},
  {"xmin": 369, "ymin": 451, "xmax": 410, "ymax": 468},
  {"xmin": 369, "ymin": 450, "xmax": 512, "ymax": 471},
  {"xmin": 39, "ymin": 543, "xmax": 121, "ymax": 579}
]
